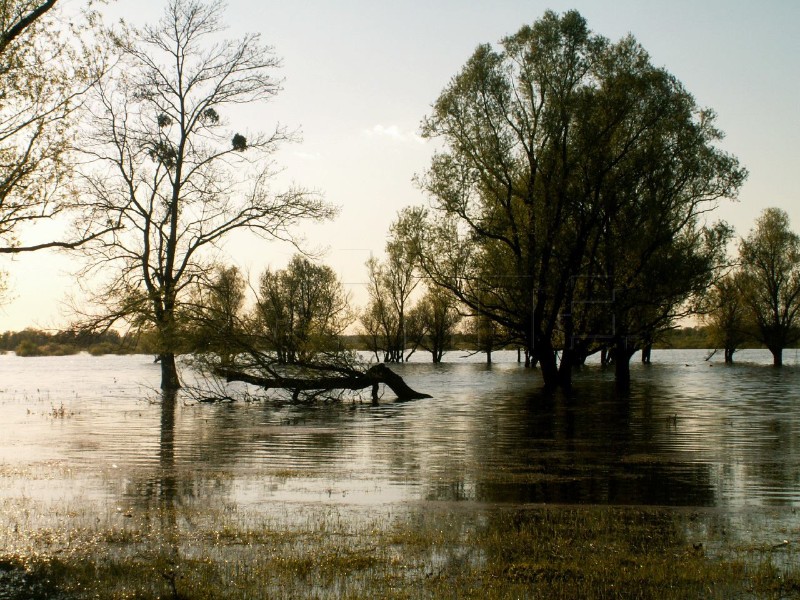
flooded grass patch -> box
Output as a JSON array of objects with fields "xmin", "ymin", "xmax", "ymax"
[{"xmin": 1, "ymin": 504, "xmax": 798, "ymax": 599}]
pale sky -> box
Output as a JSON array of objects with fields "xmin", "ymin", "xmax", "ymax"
[{"xmin": 1, "ymin": 0, "xmax": 797, "ymax": 331}]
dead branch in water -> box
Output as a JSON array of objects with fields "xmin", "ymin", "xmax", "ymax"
[{"xmin": 215, "ymin": 363, "xmax": 431, "ymax": 402}]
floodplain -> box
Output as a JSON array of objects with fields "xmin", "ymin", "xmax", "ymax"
[{"xmin": 1, "ymin": 350, "xmax": 799, "ymax": 598}]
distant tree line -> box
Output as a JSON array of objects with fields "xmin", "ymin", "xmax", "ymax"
[{"xmin": 0, "ymin": 328, "xmax": 142, "ymax": 356}]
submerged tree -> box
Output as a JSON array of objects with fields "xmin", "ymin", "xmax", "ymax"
[
  {"xmin": 187, "ymin": 265, "xmax": 246, "ymax": 366},
  {"xmin": 702, "ymin": 270, "xmax": 750, "ymax": 363},
  {"xmin": 176, "ymin": 257, "xmax": 428, "ymax": 403},
  {"xmin": 252, "ymin": 255, "xmax": 352, "ymax": 364},
  {"xmin": 360, "ymin": 223, "xmax": 420, "ymax": 362},
  {"xmin": 739, "ymin": 208, "xmax": 800, "ymax": 366},
  {"xmin": 413, "ymin": 10, "xmax": 744, "ymax": 390},
  {"xmin": 409, "ymin": 285, "xmax": 461, "ymax": 363},
  {"xmin": 75, "ymin": 0, "xmax": 334, "ymax": 389}
]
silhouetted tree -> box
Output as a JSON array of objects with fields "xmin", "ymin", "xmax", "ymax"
[
  {"xmin": 739, "ymin": 208, "xmax": 800, "ymax": 366},
  {"xmin": 410, "ymin": 285, "xmax": 461, "ymax": 363},
  {"xmin": 253, "ymin": 255, "xmax": 352, "ymax": 364},
  {"xmin": 702, "ymin": 270, "xmax": 750, "ymax": 363},
  {"xmin": 74, "ymin": 0, "xmax": 333, "ymax": 389},
  {"xmin": 413, "ymin": 10, "xmax": 744, "ymax": 390}
]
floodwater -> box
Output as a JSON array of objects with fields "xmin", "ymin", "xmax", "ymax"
[{"xmin": 1, "ymin": 349, "xmax": 799, "ymax": 544}]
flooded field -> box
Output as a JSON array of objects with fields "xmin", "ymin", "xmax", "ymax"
[{"xmin": 1, "ymin": 349, "xmax": 800, "ymax": 597}]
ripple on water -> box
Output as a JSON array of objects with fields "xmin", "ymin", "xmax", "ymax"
[{"xmin": 0, "ymin": 350, "xmax": 799, "ymax": 515}]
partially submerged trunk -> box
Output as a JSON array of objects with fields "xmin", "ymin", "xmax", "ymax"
[
  {"xmin": 537, "ymin": 347, "xmax": 560, "ymax": 392},
  {"xmin": 641, "ymin": 344, "xmax": 652, "ymax": 364},
  {"xmin": 160, "ymin": 353, "xmax": 181, "ymax": 390},
  {"xmin": 217, "ymin": 363, "xmax": 431, "ymax": 402},
  {"xmin": 770, "ymin": 346, "xmax": 783, "ymax": 367},
  {"xmin": 614, "ymin": 340, "xmax": 638, "ymax": 392}
]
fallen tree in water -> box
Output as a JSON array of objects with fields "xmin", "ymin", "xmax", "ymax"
[
  {"xmin": 182, "ymin": 271, "xmax": 430, "ymax": 402},
  {"xmin": 216, "ymin": 362, "xmax": 431, "ymax": 402}
]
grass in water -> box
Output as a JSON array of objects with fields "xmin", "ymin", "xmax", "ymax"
[{"xmin": 1, "ymin": 504, "xmax": 799, "ymax": 599}]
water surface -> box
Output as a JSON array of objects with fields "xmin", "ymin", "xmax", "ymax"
[{"xmin": 1, "ymin": 349, "xmax": 799, "ymax": 545}]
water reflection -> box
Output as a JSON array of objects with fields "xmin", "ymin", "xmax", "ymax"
[{"xmin": 1, "ymin": 350, "xmax": 799, "ymax": 520}]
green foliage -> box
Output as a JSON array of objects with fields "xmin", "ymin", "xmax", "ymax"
[
  {"xmin": 655, "ymin": 327, "xmax": 712, "ymax": 350},
  {"xmin": 0, "ymin": 1, "xmax": 108, "ymax": 255},
  {"xmin": 739, "ymin": 207, "xmax": 800, "ymax": 365},
  {"xmin": 0, "ymin": 505, "xmax": 793, "ymax": 599},
  {"xmin": 360, "ymin": 224, "xmax": 421, "ymax": 363},
  {"xmin": 700, "ymin": 271, "xmax": 752, "ymax": 361},
  {"xmin": 409, "ymin": 285, "xmax": 461, "ymax": 363},
  {"xmin": 253, "ymin": 255, "xmax": 352, "ymax": 364},
  {"xmin": 186, "ymin": 266, "xmax": 247, "ymax": 366},
  {"xmin": 87, "ymin": 342, "xmax": 120, "ymax": 356},
  {"xmin": 413, "ymin": 10, "xmax": 745, "ymax": 388}
]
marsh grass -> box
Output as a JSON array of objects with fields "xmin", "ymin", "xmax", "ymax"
[{"xmin": 1, "ymin": 503, "xmax": 799, "ymax": 599}]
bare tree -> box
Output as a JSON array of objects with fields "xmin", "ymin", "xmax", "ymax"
[{"xmin": 75, "ymin": 0, "xmax": 334, "ymax": 389}]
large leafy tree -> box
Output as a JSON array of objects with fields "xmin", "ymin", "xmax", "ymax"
[
  {"xmin": 76, "ymin": 0, "xmax": 334, "ymax": 389},
  {"xmin": 739, "ymin": 207, "xmax": 800, "ymax": 366},
  {"xmin": 414, "ymin": 10, "xmax": 744, "ymax": 390}
]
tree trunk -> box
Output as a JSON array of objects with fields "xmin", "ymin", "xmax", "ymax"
[
  {"xmin": 770, "ymin": 346, "xmax": 783, "ymax": 367},
  {"xmin": 641, "ymin": 344, "xmax": 652, "ymax": 364},
  {"xmin": 724, "ymin": 347, "xmax": 734, "ymax": 363},
  {"xmin": 431, "ymin": 345, "xmax": 443, "ymax": 363},
  {"xmin": 615, "ymin": 354, "xmax": 631, "ymax": 392},
  {"xmin": 557, "ymin": 348, "xmax": 574, "ymax": 390},
  {"xmin": 160, "ymin": 353, "xmax": 181, "ymax": 390},
  {"xmin": 614, "ymin": 340, "xmax": 637, "ymax": 392},
  {"xmin": 538, "ymin": 348, "xmax": 559, "ymax": 392},
  {"xmin": 600, "ymin": 347, "xmax": 610, "ymax": 366}
]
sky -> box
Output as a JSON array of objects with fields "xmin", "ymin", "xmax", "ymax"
[{"xmin": 1, "ymin": 0, "xmax": 798, "ymax": 331}]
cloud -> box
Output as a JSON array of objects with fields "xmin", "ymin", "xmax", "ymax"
[
  {"xmin": 294, "ymin": 151, "xmax": 322, "ymax": 160},
  {"xmin": 363, "ymin": 124, "xmax": 425, "ymax": 145}
]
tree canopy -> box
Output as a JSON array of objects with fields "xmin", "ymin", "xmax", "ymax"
[
  {"xmin": 0, "ymin": 1, "xmax": 110, "ymax": 259},
  {"xmin": 412, "ymin": 10, "xmax": 745, "ymax": 389},
  {"xmin": 253, "ymin": 254, "xmax": 353, "ymax": 365},
  {"xmin": 739, "ymin": 207, "xmax": 800, "ymax": 366}
]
